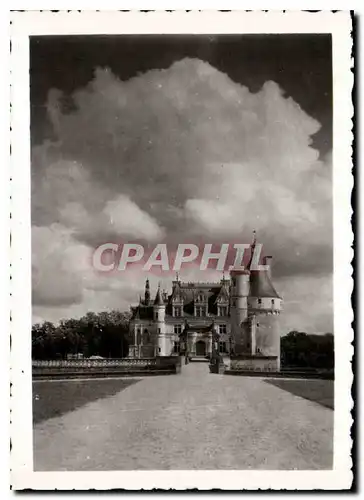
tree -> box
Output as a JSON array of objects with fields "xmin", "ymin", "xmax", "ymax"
[
  {"xmin": 32, "ymin": 321, "xmax": 57, "ymax": 359},
  {"xmin": 281, "ymin": 331, "xmax": 334, "ymax": 369},
  {"xmin": 31, "ymin": 310, "xmax": 131, "ymax": 360}
]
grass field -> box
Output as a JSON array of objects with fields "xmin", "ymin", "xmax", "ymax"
[
  {"xmin": 264, "ymin": 378, "xmax": 334, "ymax": 409},
  {"xmin": 33, "ymin": 378, "xmax": 140, "ymax": 424}
]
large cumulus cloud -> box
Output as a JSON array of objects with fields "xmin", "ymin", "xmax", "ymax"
[{"xmin": 32, "ymin": 58, "xmax": 333, "ymax": 333}]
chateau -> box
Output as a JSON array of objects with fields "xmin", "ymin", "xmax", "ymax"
[{"xmin": 129, "ymin": 237, "xmax": 283, "ymax": 371}]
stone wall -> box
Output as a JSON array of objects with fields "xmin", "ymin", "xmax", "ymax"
[
  {"xmin": 230, "ymin": 355, "xmax": 279, "ymax": 372},
  {"xmin": 32, "ymin": 357, "xmax": 181, "ymax": 378},
  {"xmin": 255, "ymin": 313, "xmax": 281, "ymax": 370}
]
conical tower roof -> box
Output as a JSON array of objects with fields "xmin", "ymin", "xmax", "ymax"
[
  {"xmin": 249, "ymin": 270, "xmax": 281, "ymax": 299},
  {"xmin": 246, "ymin": 231, "xmax": 281, "ymax": 299},
  {"xmin": 154, "ymin": 285, "xmax": 164, "ymax": 306},
  {"xmin": 247, "ymin": 230, "xmax": 257, "ymax": 271}
]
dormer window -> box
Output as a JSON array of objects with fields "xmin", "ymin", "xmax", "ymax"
[
  {"xmin": 218, "ymin": 306, "xmax": 228, "ymax": 317},
  {"xmin": 143, "ymin": 329, "xmax": 150, "ymax": 344},
  {"xmin": 136, "ymin": 329, "xmax": 142, "ymax": 345},
  {"xmin": 195, "ymin": 306, "xmax": 206, "ymax": 317},
  {"xmin": 173, "ymin": 306, "xmax": 182, "ymax": 317}
]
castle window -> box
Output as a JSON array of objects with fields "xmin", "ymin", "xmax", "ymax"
[
  {"xmin": 219, "ymin": 341, "xmax": 227, "ymax": 353},
  {"xmin": 174, "ymin": 324, "xmax": 182, "ymax": 334},
  {"xmin": 158, "ymin": 328, "xmax": 161, "ymax": 333},
  {"xmin": 219, "ymin": 324, "xmax": 227, "ymax": 334},
  {"xmin": 218, "ymin": 306, "xmax": 228, "ymax": 317},
  {"xmin": 195, "ymin": 306, "xmax": 206, "ymax": 317},
  {"xmin": 136, "ymin": 329, "xmax": 141, "ymax": 345},
  {"xmin": 174, "ymin": 306, "xmax": 182, "ymax": 317},
  {"xmin": 143, "ymin": 329, "xmax": 150, "ymax": 344},
  {"xmin": 155, "ymin": 312, "xmax": 159, "ymax": 320}
]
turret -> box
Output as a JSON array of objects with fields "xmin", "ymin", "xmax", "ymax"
[
  {"xmin": 248, "ymin": 255, "xmax": 282, "ymax": 312},
  {"xmin": 153, "ymin": 284, "xmax": 167, "ymax": 355},
  {"xmin": 229, "ymin": 269, "xmax": 250, "ymax": 354},
  {"xmin": 230, "ymin": 231, "xmax": 282, "ymax": 359},
  {"xmin": 144, "ymin": 278, "xmax": 150, "ymax": 306},
  {"xmin": 248, "ymin": 253, "xmax": 282, "ymax": 370},
  {"xmin": 153, "ymin": 284, "xmax": 166, "ymax": 322},
  {"xmin": 171, "ymin": 279, "xmax": 184, "ymax": 317}
]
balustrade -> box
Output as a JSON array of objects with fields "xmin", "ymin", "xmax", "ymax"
[{"xmin": 32, "ymin": 358, "xmax": 157, "ymax": 368}]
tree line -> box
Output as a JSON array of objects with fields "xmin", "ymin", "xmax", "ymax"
[
  {"xmin": 32, "ymin": 310, "xmax": 130, "ymax": 360},
  {"xmin": 281, "ymin": 330, "xmax": 334, "ymax": 370},
  {"xmin": 32, "ymin": 313, "xmax": 334, "ymax": 369}
]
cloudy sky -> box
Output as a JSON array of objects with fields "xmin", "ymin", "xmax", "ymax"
[{"xmin": 30, "ymin": 34, "xmax": 333, "ymax": 333}]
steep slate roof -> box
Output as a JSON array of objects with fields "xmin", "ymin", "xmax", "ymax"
[
  {"xmin": 215, "ymin": 283, "xmax": 229, "ymax": 303},
  {"xmin": 249, "ymin": 271, "xmax": 281, "ymax": 299},
  {"xmin": 170, "ymin": 282, "xmax": 183, "ymax": 302},
  {"xmin": 131, "ymin": 266, "xmax": 281, "ymax": 321},
  {"xmin": 130, "ymin": 305, "xmax": 154, "ymax": 320},
  {"xmin": 245, "ymin": 234, "xmax": 281, "ymax": 299},
  {"xmin": 154, "ymin": 286, "xmax": 164, "ymax": 305},
  {"xmin": 168, "ymin": 282, "xmax": 226, "ymax": 316}
]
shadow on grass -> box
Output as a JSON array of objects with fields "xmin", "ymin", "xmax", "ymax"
[
  {"xmin": 264, "ymin": 378, "xmax": 334, "ymax": 410},
  {"xmin": 33, "ymin": 378, "xmax": 140, "ymax": 424}
]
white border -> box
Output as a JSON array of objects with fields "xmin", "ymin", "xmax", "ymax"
[{"xmin": 10, "ymin": 10, "xmax": 353, "ymax": 490}]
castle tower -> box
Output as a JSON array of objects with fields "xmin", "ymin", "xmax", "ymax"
[
  {"xmin": 144, "ymin": 278, "xmax": 151, "ymax": 306},
  {"xmin": 230, "ymin": 230, "xmax": 257, "ymax": 355},
  {"xmin": 153, "ymin": 284, "xmax": 167, "ymax": 356},
  {"xmin": 230, "ymin": 232, "xmax": 283, "ymax": 371},
  {"xmin": 229, "ymin": 269, "xmax": 250, "ymax": 355},
  {"xmin": 248, "ymin": 255, "xmax": 282, "ymax": 370}
]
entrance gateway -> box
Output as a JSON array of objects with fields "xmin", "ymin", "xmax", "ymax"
[
  {"xmin": 195, "ymin": 340, "xmax": 206, "ymax": 357},
  {"xmin": 180, "ymin": 322, "xmax": 217, "ymax": 358}
]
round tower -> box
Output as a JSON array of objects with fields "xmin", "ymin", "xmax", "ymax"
[
  {"xmin": 230, "ymin": 269, "xmax": 250, "ymax": 355},
  {"xmin": 153, "ymin": 284, "xmax": 167, "ymax": 356},
  {"xmin": 248, "ymin": 255, "xmax": 282, "ymax": 370}
]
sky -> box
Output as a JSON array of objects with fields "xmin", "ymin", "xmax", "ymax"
[{"xmin": 30, "ymin": 34, "xmax": 333, "ymax": 334}]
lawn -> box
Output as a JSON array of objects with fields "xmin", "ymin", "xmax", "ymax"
[
  {"xmin": 33, "ymin": 377, "xmax": 140, "ymax": 424},
  {"xmin": 264, "ymin": 378, "xmax": 334, "ymax": 410}
]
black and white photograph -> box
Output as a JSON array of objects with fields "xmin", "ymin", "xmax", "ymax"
[{"xmin": 10, "ymin": 10, "xmax": 353, "ymax": 490}]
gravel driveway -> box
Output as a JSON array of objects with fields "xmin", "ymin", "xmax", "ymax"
[{"xmin": 33, "ymin": 363, "xmax": 333, "ymax": 470}]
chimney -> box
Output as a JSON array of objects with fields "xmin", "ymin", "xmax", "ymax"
[{"xmin": 263, "ymin": 256, "xmax": 273, "ymax": 278}]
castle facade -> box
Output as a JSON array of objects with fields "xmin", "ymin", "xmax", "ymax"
[{"xmin": 129, "ymin": 238, "xmax": 283, "ymax": 371}]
